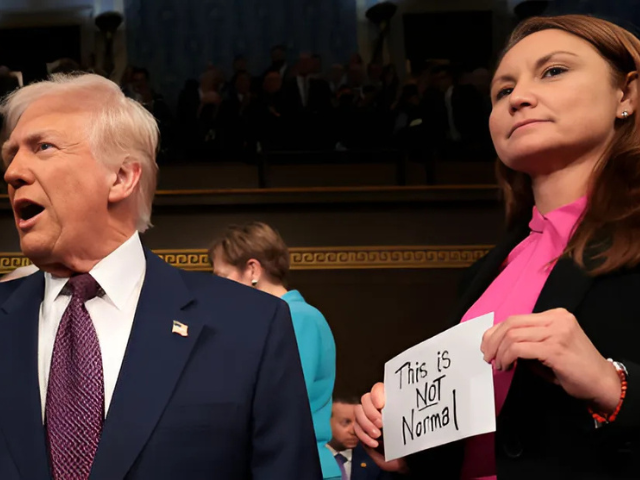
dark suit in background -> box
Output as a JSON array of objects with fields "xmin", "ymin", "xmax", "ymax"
[
  {"xmin": 351, "ymin": 444, "xmax": 394, "ymax": 480},
  {"xmin": 281, "ymin": 76, "xmax": 333, "ymax": 150}
]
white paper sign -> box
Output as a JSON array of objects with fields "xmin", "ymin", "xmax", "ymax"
[{"xmin": 382, "ymin": 313, "xmax": 496, "ymax": 461}]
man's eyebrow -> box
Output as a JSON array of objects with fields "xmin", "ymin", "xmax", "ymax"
[{"xmin": 1, "ymin": 129, "xmax": 65, "ymax": 162}]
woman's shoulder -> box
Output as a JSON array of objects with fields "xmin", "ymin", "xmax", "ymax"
[
  {"xmin": 283, "ymin": 290, "xmax": 325, "ymax": 319},
  {"xmin": 282, "ymin": 290, "xmax": 334, "ymax": 336}
]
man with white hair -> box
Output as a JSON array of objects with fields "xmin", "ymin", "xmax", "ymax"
[{"xmin": 0, "ymin": 73, "xmax": 321, "ymax": 480}]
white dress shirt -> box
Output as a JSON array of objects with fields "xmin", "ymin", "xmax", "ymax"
[
  {"xmin": 445, "ymin": 84, "xmax": 462, "ymax": 142},
  {"xmin": 326, "ymin": 444, "xmax": 353, "ymax": 479},
  {"xmin": 38, "ymin": 232, "xmax": 146, "ymax": 420},
  {"xmin": 297, "ymin": 75, "xmax": 309, "ymax": 107}
]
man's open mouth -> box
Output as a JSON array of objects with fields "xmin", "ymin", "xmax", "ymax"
[{"xmin": 16, "ymin": 201, "xmax": 45, "ymax": 222}]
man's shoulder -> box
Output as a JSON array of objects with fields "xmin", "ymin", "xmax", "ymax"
[
  {"xmin": 0, "ymin": 278, "xmax": 21, "ymax": 300},
  {"xmin": 174, "ymin": 269, "xmax": 286, "ymax": 317},
  {"xmin": 0, "ymin": 274, "xmax": 38, "ymax": 301}
]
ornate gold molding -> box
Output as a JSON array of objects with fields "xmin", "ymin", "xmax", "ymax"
[
  {"xmin": 0, "ymin": 253, "xmax": 32, "ymax": 273},
  {"xmin": 286, "ymin": 246, "xmax": 490, "ymax": 270},
  {"xmin": 0, "ymin": 246, "xmax": 491, "ymax": 274}
]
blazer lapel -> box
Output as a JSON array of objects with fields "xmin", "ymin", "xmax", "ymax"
[
  {"xmin": 90, "ymin": 251, "xmax": 203, "ymax": 480},
  {"xmin": 447, "ymin": 222, "xmax": 530, "ymax": 327},
  {"xmin": 532, "ymin": 256, "xmax": 594, "ymax": 315},
  {"xmin": 351, "ymin": 446, "xmax": 366, "ymax": 480},
  {"xmin": 0, "ymin": 272, "xmax": 52, "ymax": 479}
]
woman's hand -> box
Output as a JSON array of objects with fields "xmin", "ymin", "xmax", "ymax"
[
  {"xmin": 481, "ymin": 308, "xmax": 621, "ymax": 412},
  {"xmin": 354, "ymin": 382, "xmax": 409, "ymax": 473}
]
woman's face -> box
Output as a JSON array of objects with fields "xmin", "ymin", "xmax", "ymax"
[{"xmin": 490, "ymin": 29, "xmax": 626, "ymax": 176}]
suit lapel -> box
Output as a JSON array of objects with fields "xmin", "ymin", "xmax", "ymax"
[
  {"xmin": 532, "ymin": 255, "xmax": 594, "ymax": 315},
  {"xmin": 447, "ymin": 222, "xmax": 530, "ymax": 327},
  {"xmin": 90, "ymin": 251, "xmax": 203, "ymax": 480},
  {"xmin": 351, "ymin": 446, "xmax": 364, "ymax": 480},
  {"xmin": 0, "ymin": 272, "xmax": 52, "ymax": 479}
]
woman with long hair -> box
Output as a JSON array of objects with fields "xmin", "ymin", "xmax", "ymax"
[{"xmin": 355, "ymin": 15, "xmax": 640, "ymax": 479}]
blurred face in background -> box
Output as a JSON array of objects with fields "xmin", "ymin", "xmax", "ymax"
[
  {"xmin": 233, "ymin": 56, "xmax": 247, "ymax": 73},
  {"xmin": 330, "ymin": 402, "xmax": 359, "ymax": 451},
  {"xmin": 132, "ymin": 71, "xmax": 150, "ymax": 94},
  {"xmin": 271, "ymin": 47, "xmax": 286, "ymax": 64},
  {"xmin": 263, "ymin": 72, "xmax": 282, "ymax": 94}
]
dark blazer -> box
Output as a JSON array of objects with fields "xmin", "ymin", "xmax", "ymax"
[
  {"xmin": 0, "ymin": 251, "xmax": 322, "ymax": 480},
  {"xmin": 282, "ymin": 77, "xmax": 332, "ymax": 114},
  {"xmin": 351, "ymin": 443, "xmax": 394, "ymax": 480},
  {"xmin": 406, "ymin": 222, "xmax": 640, "ymax": 480}
]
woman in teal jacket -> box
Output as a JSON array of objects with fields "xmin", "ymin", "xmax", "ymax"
[{"xmin": 209, "ymin": 222, "xmax": 341, "ymax": 480}]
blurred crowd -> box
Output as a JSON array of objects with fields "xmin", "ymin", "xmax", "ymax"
[{"xmin": 1, "ymin": 46, "xmax": 496, "ymax": 165}]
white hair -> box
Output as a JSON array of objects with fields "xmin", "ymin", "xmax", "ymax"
[{"xmin": 0, "ymin": 73, "xmax": 159, "ymax": 232}]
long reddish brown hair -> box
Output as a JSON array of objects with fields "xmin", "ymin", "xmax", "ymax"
[{"xmin": 497, "ymin": 15, "xmax": 640, "ymax": 275}]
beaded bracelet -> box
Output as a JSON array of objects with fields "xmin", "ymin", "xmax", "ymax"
[{"xmin": 589, "ymin": 359, "xmax": 628, "ymax": 424}]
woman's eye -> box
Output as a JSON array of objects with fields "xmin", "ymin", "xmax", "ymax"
[
  {"xmin": 543, "ymin": 66, "xmax": 567, "ymax": 78},
  {"xmin": 496, "ymin": 87, "xmax": 513, "ymax": 100}
]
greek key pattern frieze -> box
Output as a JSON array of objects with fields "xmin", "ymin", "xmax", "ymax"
[
  {"xmin": 0, "ymin": 254, "xmax": 33, "ymax": 273},
  {"xmin": 0, "ymin": 246, "xmax": 491, "ymax": 274}
]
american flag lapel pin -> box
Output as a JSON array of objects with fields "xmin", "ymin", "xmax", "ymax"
[{"xmin": 172, "ymin": 320, "xmax": 189, "ymax": 337}]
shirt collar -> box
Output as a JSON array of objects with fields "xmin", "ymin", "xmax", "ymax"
[
  {"xmin": 529, "ymin": 195, "xmax": 587, "ymax": 243},
  {"xmin": 325, "ymin": 444, "xmax": 353, "ymax": 462},
  {"xmin": 43, "ymin": 232, "xmax": 146, "ymax": 310},
  {"xmin": 282, "ymin": 289, "xmax": 304, "ymax": 303}
]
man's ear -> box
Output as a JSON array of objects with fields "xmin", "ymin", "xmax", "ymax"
[{"xmin": 108, "ymin": 160, "xmax": 142, "ymax": 204}]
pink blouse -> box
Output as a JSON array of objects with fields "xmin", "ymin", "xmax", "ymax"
[{"xmin": 459, "ymin": 196, "xmax": 587, "ymax": 480}]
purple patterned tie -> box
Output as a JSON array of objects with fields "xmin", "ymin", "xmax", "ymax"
[
  {"xmin": 335, "ymin": 453, "xmax": 348, "ymax": 480},
  {"xmin": 46, "ymin": 273, "xmax": 104, "ymax": 480}
]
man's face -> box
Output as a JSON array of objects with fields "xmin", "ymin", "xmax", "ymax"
[
  {"xmin": 263, "ymin": 72, "xmax": 282, "ymax": 94},
  {"xmin": 233, "ymin": 57, "xmax": 247, "ymax": 73},
  {"xmin": 330, "ymin": 402, "xmax": 359, "ymax": 450},
  {"xmin": 272, "ymin": 48, "xmax": 286, "ymax": 63},
  {"xmin": 132, "ymin": 72, "xmax": 148, "ymax": 93},
  {"xmin": 3, "ymin": 94, "xmax": 115, "ymax": 269}
]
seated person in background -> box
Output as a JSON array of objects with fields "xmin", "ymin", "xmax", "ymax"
[
  {"xmin": 253, "ymin": 71, "xmax": 287, "ymax": 151},
  {"xmin": 130, "ymin": 67, "xmax": 174, "ymax": 160},
  {"xmin": 328, "ymin": 396, "xmax": 394, "ymax": 480},
  {"xmin": 209, "ymin": 221, "xmax": 341, "ymax": 480},
  {"xmin": 217, "ymin": 71, "xmax": 256, "ymax": 155}
]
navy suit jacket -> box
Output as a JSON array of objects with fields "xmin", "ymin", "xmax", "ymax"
[
  {"xmin": 0, "ymin": 250, "xmax": 322, "ymax": 479},
  {"xmin": 351, "ymin": 444, "xmax": 394, "ymax": 480}
]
